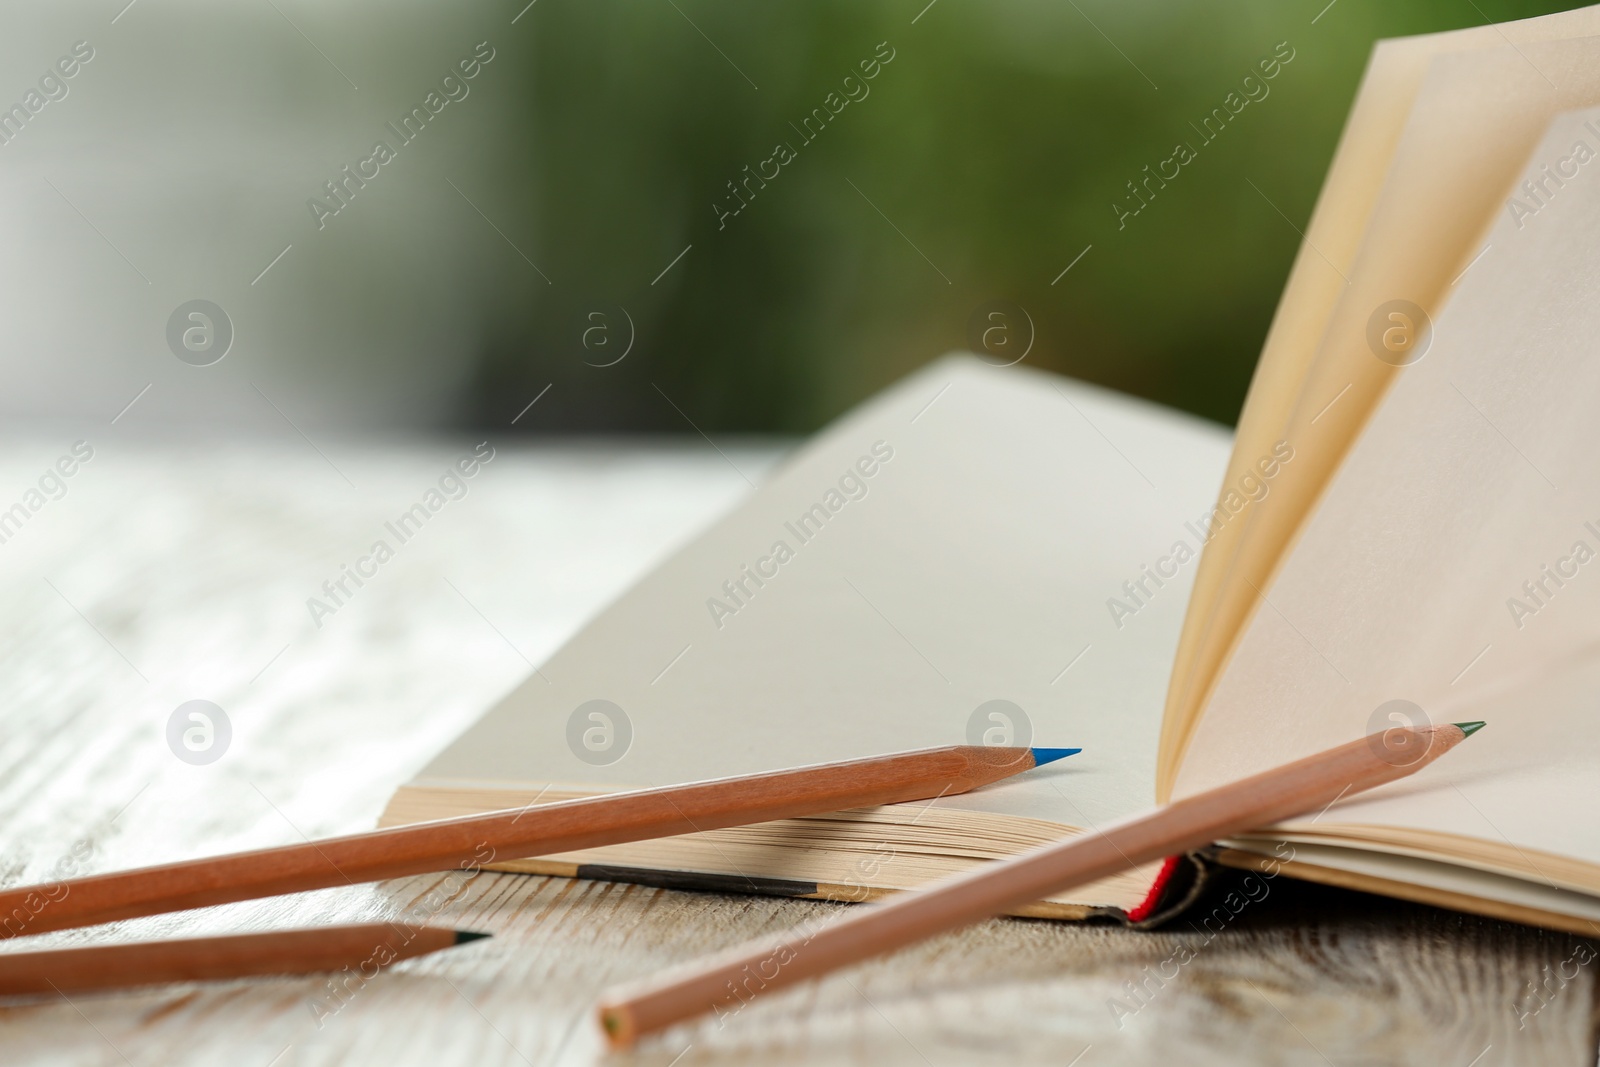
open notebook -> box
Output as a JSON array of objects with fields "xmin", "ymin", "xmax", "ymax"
[{"xmin": 384, "ymin": 6, "xmax": 1600, "ymax": 933}]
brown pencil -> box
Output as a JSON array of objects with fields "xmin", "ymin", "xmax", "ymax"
[
  {"xmin": 0, "ymin": 923, "xmax": 486, "ymax": 997},
  {"xmin": 0, "ymin": 744, "xmax": 1077, "ymax": 940},
  {"xmin": 596, "ymin": 722, "xmax": 1483, "ymax": 1046}
]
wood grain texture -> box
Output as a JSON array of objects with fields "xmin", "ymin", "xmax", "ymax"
[{"xmin": 0, "ymin": 438, "xmax": 1592, "ymax": 1066}]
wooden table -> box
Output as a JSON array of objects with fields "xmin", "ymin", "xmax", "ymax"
[{"xmin": 0, "ymin": 436, "xmax": 1592, "ymax": 1066}]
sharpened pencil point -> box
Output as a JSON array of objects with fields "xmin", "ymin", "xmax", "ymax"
[
  {"xmin": 1452, "ymin": 721, "xmax": 1486, "ymax": 738},
  {"xmin": 1029, "ymin": 747, "xmax": 1082, "ymax": 767},
  {"xmin": 454, "ymin": 930, "xmax": 493, "ymax": 944}
]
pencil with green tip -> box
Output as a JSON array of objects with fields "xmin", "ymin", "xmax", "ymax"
[{"xmin": 597, "ymin": 721, "xmax": 1483, "ymax": 1047}]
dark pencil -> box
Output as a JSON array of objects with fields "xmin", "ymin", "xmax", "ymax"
[
  {"xmin": 0, "ymin": 923, "xmax": 486, "ymax": 997},
  {"xmin": 0, "ymin": 744, "xmax": 1078, "ymax": 940}
]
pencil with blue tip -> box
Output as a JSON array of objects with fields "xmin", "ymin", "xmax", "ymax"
[{"xmin": 0, "ymin": 744, "xmax": 1078, "ymax": 939}]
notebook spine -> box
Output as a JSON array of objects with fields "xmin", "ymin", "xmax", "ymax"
[{"xmin": 1091, "ymin": 852, "xmax": 1214, "ymax": 929}]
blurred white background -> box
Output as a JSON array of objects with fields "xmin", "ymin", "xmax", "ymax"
[{"xmin": 0, "ymin": 0, "xmax": 526, "ymax": 431}]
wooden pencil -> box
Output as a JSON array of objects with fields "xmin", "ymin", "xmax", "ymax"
[
  {"xmin": 596, "ymin": 722, "xmax": 1484, "ymax": 1046},
  {"xmin": 0, "ymin": 923, "xmax": 486, "ymax": 997},
  {"xmin": 0, "ymin": 744, "xmax": 1077, "ymax": 940}
]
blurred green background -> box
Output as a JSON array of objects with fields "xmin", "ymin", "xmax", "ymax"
[{"xmin": 466, "ymin": 0, "xmax": 1575, "ymax": 434}]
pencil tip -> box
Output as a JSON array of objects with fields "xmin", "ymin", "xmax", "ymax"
[
  {"xmin": 1452, "ymin": 721, "xmax": 1487, "ymax": 738},
  {"xmin": 1029, "ymin": 747, "xmax": 1082, "ymax": 767},
  {"xmin": 454, "ymin": 930, "xmax": 493, "ymax": 944}
]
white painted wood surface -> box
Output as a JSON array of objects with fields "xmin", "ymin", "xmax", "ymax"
[{"xmin": 0, "ymin": 436, "xmax": 1592, "ymax": 1066}]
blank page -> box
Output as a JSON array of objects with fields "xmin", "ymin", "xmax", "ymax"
[
  {"xmin": 1162, "ymin": 16, "xmax": 1600, "ymax": 795},
  {"xmin": 1175, "ymin": 106, "xmax": 1600, "ymax": 891},
  {"xmin": 419, "ymin": 357, "xmax": 1231, "ymax": 830}
]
